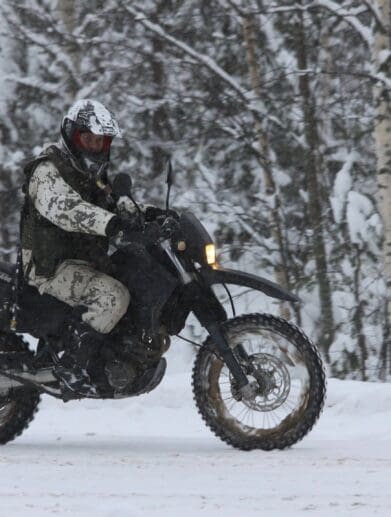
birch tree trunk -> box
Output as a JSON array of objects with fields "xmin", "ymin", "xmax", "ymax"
[
  {"xmin": 151, "ymin": 2, "xmax": 171, "ymax": 179},
  {"xmin": 0, "ymin": 21, "xmax": 22, "ymax": 263},
  {"xmin": 352, "ymin": 246, "xmax": 368, "ymax": 381},
  {"xmin": 373, "ymin": 0, "xmax": 391, "ymax": 378},
  {"xmin": 57, "ymin": 0, "xmax": 80, "ymax": 99},
  {"xmin": 242, "ymin": 12, "xmax": 292, "ymax": 320},
  {"xmin": 295, "ymin": 6, "xmax": 335, "ymax": 359}
]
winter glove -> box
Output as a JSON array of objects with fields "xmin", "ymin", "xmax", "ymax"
[
  {"xmin": 144, "ymin": 206, "xmax": 179, "ymax": 222},
  {"xmin": 161, "ymin": 216, "xmax": 180, "ymax": 239},
  {"xmin": 106, "ymin": 216, "xmax": 163, "ymax": 248},
  {"xmin": 143, "ymin": 221, "xmax": 164, "ymax": 245},
  {"xmin": 105, "ymin": 215, "xmax": 141, "ymax": 238}
]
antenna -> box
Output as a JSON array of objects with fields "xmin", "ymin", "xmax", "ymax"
[{"xmin": 165, "ymin": 159, "xmax": 174, "ymax": 213}]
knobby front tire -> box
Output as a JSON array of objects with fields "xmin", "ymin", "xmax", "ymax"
[{"xmin": 192, "ymin": 313, "xmax": 326, "ymax": 451}]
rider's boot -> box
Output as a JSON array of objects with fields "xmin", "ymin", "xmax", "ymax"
[{"xmin": 54, "ymin": 321, "xmax": 104, "ymax": 396}]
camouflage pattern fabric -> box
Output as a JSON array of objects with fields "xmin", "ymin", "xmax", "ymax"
[
  {"xmin": 29, "ymin": 160, "xmax": 114, "ymax": 235},
  {"xmin": 23, "ymin": 251, "xmax": 130, "ymax": 334},
  {"xmin": 21, "ymin": 153, "xmax": 130, "ymax": 333}
]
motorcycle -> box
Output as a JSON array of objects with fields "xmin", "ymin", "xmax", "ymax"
[{"xmin": 0, "ymin": 167, "xmax": 326, "ymax": 450}]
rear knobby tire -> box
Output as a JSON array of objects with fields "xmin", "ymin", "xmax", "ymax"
[
  {"xmin": 192, "ymin": 314, "xmax": 326, "ymax": 450},
  {"xmin": 0, "ymin": 333, "xmax": 41, "ymax": 445}
]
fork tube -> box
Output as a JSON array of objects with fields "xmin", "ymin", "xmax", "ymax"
[
  {"xmin": 205, "ymin": 322, "xmax": 249, "ymax": 389},
  {"xmin": 160, "ymin": 239, "xmax": 193, "ymax": 284}
]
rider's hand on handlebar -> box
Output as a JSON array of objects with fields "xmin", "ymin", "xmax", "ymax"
[
  {"xmin": 161, "ymin": 216, "xmax": 180, "ymax": 239},
  {"xmin": 105, "ymin": 215, "xmax": 140, "ymax": 239},
  {"xmin": 142, "ymin": 221, "xmax": 164, "ymax": 245},
  {"xmin": 106, "ymin": 216, "xmax": 163, "ymax": 248},
  {"xmin": 144, "ymin": 206, "xmax": 179, "ymax": 223}
]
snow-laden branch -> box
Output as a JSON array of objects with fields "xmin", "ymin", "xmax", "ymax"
[
  {"xmin": 219, "ymin": 0, "xmax": 379, "ymax": 46},
  {"xmin": 320, "ymin": 68, "xmax": 391, "ymax": 90},
  {"xmin": 236, "ymin": 215, "xmax": 267, "ymax": 249},
  {"xmin": 3, "ymin": 75, "xmax": 59, "ymax": 95},
  {"xmin": 263, "ymin": 2, "xmax": 318, "ymax": 13},
  {"xmin": 362, "ymin": 0, "xmax": 386, "ymax": 31},
  {"xmin": 123, "ymin": 5, "xmax": 249, "ymax": 98},
  {"xmin": 0, "ymin": 9, "xmax": 78, "ymax": 85},
  {"xmin": 260, "ymin": 1, "xmax": 376, "ymax": 45},
  {"xmin": 121, "ymin": 3, "xmax": 286, "ymax": 131},
  {"xmin": 312, "ymin": 0, "xmax": 374, "ymax": 46}
]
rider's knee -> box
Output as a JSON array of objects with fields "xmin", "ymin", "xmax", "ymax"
[
  {"xmin": 83, "ymin": 276, "xmax": 130, "ymax": 334},
  {"xmin": 111, "ymin": 280, "xmax": 130, "ymax": 319}
]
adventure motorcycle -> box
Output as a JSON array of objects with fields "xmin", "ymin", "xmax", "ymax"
[{"xmin": 0, "ymin": 170, "xmax": 326, "ymax": 450}]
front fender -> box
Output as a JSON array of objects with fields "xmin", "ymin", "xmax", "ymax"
[{"xmin": 200, "ymin": 267, "xmax": 300, "ymax": 303}]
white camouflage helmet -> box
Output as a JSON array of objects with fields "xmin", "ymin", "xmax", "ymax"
[
  {"xmin": 63, "ymin": 99, "xmax": 122, "ymax": 137},
  {"xmin": 61, "ymin": 99, "xmax": 122, "ymax": 175}
]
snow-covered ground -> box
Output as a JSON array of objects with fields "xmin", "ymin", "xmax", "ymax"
[{"xmin": 2, "ymin": 363, "xmax": 391, "ymax": 516}]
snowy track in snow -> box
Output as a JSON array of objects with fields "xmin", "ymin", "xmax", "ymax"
[{"xmin": 2, "ymin": 375, "xmax": 391, "ymax": 517}]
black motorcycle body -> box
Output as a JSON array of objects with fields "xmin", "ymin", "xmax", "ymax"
[{"xmin": 0, "ymin": 198, "xmax": 326, "ymax": 450}]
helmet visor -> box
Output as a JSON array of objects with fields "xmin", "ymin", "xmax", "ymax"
[{"xmin": 73, "ymin": 129, "xmax": 113, "ymax": 154}]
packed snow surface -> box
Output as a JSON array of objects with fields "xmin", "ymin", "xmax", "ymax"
[{"xmin": 2, "ymin": 370, "xmax": 391, "ymax": 516}]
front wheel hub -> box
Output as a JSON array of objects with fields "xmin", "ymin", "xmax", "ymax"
[{"xmin": 230, "ymin": 353, "xmax": 291, "ymax": 411}]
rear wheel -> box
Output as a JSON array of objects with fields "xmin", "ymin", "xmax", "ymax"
[
  {"xmin": 192, "ymin": 314, "xmax": 326, "ymax": 450},
  {"xmin": 0, "ymin": 333, "xmax": 41, "ymax": 444}
]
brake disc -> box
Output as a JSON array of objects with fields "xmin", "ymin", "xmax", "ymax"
[{"xmin": 230, "ymin": 353, "xmax": 291, "ymax": 412}]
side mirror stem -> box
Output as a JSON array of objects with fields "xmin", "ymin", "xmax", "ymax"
[
  {"xmin": 128, "ymin": 192, "xmax": 143, "ymax": 217},
  {"xmin": 112, "ymin": 173, "xmax": 142, "ymax": 216}
]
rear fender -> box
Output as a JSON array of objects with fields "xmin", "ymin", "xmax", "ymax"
[{"xmin": 200, "ymin": 267, "xmax": 300, "ymax": 303}]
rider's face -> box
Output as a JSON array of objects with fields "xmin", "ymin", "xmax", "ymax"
[{"xmin": 79, "ymin": 132, "xmax": 105, "ymax": 153}]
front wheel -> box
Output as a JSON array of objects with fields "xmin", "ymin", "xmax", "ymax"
[{"xmin": 192, "ymin": 314, "xmax": 326, "ymax": 450}]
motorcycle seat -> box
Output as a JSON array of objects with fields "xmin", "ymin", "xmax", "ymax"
[{"xmin": 0, "ymin": 260, "xmax": 73, "ymax": 337}]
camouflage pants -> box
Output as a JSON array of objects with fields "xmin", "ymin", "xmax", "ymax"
[{"xmin": 22, "ymin": 251, "xmax": 130, "ymax": 334}]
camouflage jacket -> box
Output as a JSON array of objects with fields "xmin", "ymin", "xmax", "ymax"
[{"xmin": 21, "ymin": 144, "xmax": 116, "ymax": 277}]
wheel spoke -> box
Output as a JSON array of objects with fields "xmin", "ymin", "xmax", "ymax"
[
  {"xmin": 193, "ymin": 315, "xmax": 326, "ymax": 450},
  {"xmin": 223, "ymin": 340, "xmax": 307, "ymax": 428}
]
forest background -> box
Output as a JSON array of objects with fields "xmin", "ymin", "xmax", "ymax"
[{"xmin": 0, "ymin": 0, "xmax": 390, "ymax": 381}]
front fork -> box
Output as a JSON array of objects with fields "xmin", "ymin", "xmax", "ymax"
[
  {"xmin": 204, "ymin": 322, "xmax": 251, "ymax": 392},
  {"xmin": 160, "ymin": 240, "xmax": 252, "ymax": 395},
  {"xmin": 188, "ymin": 282, "xmax": 253, "ymax": 396}
]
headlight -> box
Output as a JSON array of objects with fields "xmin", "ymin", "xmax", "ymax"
[{"xmin": 205, "ymin": 243, "xmax": 216, "ymax": 266}]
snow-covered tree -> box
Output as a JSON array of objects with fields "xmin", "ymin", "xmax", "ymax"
[
  {"xmin": 373, "ymin": 0, "xmax": 391, "ymax": 378},
  {"xmin": 0, "ymin": 0, "xmax": 387, "ymax": 379}
]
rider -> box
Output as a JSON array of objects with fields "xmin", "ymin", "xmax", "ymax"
[{"xmin": 21, "ymin": 99, "xmax": 155, "ymax": 394}]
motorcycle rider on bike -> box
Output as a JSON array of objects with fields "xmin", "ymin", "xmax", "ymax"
[{"xmin": 21, "ymin": 99, "xmax": 158, "ymax": 395}]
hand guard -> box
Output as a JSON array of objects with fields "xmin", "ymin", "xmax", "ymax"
[
  {"xmin": 161, "ymin": 216, "xmax": 180, "ymax": 239},
  {"xmin": 105, "ymin": 215, "xmax": 141, "ymax": 238},
  {"xmin": 106, "ymin": 216, "xmax": 163, "ymax": 248},
  {"xmin": 144, "ymin": 206, "xmax": 179, "ymax": 223},
  {"xmin": 142, "ymin": 221, "xmax": 164, "ymax": 246}
]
